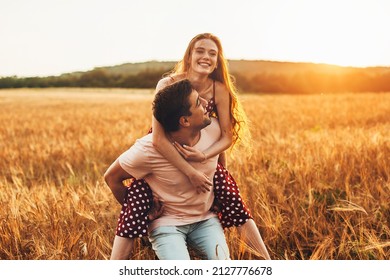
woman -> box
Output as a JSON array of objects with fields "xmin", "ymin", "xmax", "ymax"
[{"xmin": 110, "ymin": 33, "xmax": 270, "ymax": 260}]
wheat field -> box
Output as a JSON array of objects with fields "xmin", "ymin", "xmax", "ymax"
[{"xmin": 0, "ymin": 88, "xmax": 389, "ymax": 260}]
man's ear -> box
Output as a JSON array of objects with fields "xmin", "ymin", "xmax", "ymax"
[{"xmin": 179, "ymin": 116, "xmax": 190, "ymax": 127}]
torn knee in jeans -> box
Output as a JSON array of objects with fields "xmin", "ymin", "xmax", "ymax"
[{"xmin": 215, "ymin": 244, "xmax": 230, "ymax": 260}]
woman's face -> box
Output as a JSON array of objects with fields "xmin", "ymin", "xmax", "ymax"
[{"xmin": 189, "ymin": 39, "xmax": 218, "ymax": 75}]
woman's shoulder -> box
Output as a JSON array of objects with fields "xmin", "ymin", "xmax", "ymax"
[
  {"xmin": 169, "ymin": 73, "xmax": 187, "ymax": 82},
  {"xmin": 213, "ymin": 80, "xmax": 227, "ymax": 91},
  {"xmin": 213, "ymin": 80, "xmax": 229, "ymax": 100},
  {"xmin": 156, "ymin": 77, "xmax": 173, "ymax": 91},
  {"xmin": 156, "ymin": 74, "xmax": 186, "ymax": 91}
]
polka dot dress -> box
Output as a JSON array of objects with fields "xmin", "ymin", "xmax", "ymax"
[
  {"xmin": 213, "ymin": 163, "xmax": 253, "ymax": 228},
  {"xmin": 115, "ymin": 163, "xmax": 253, "ymax": 238},
  {"xmin": 115, "ymin": 178, "xmax": 153, "ymax": 238},
  {"xmin": 205, "ymin": 97, "xmax": 218, "ymax": 119}
]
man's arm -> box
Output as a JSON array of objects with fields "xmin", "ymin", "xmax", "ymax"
[{"xmin": 104, "ymin": 159, "xmax": 133, "ymax": 205}]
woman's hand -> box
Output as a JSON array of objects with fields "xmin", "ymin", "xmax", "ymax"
[
  {"xmin": 188, "ymin": 169, "xmax": 213, "ymax": 194},
  {"xmin": 173, "ymin": 142, "xmax": 207, "ymax": 162},
  {"xmin": 173, "ymin": 142, "xmax": 213, "ymax": 192}
]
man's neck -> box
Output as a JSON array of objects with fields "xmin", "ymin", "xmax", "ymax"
[{"xmin": 168, "ymin": 129, "xmax": 201, "ymax": 147}]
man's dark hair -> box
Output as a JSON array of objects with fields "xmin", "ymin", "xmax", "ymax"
[{"xmin": 153, "ymin": 79, "xmax": 193, "ymax": 132}]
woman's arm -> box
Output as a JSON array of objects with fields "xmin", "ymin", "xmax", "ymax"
[
  {"xmin": 174, "ymin": 83, "xmax": 233, "ymax": 162},
  {"xmin": 201, "ymin": 83, "xmax": 233, "ymax": 158},
  {"xmin": 152, "ymin": 78, "xmax": 213, "ymax": 192},
  {"xmin": 218, "ymin": 152, "xmax": 227, "ymax": 167}
]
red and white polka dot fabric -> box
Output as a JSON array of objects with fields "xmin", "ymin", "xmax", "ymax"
[
  {"xmin": 115, "ymin": 178, "xmax": 152, "ymax": 238},
  {"xmin": 213, "ymin": 163, "xmax": 253, "ymax": 228},
  {"xmin": 115, "ymin": 163, "xmax": 252, "ymax": 238}
]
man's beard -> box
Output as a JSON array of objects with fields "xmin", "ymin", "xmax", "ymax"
[{"xmin": 200, "ymin": 117, "xmax": 212, "ymax": 129}]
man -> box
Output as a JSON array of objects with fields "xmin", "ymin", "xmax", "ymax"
[{"xmin": 104, "ymin": 79, "xmax": 230, "ymax": 260}]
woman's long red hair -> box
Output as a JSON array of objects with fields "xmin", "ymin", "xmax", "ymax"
[{"xmin": 172, "ymin": 33, "xmax": 251, "ymax": 154}]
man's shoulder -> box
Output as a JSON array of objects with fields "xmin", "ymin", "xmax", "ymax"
[
  {"xmin": 121, "ymin": 134, "xmax": 154, "ymax": 157},
  {"xmin": 132, "ymin": 133, "xmax": 154, "ymax": 151},
  {"xmin": 118, "ymin": 134, "xmax": 158, "ymax": 169}
]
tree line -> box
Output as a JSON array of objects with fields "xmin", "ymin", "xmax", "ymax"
[
  {"xmin": 234, "ymin": 70, "xmax": 390, "ymax": 93},
  {"xmin": 0, "ymin": 68, "xmax": 164, "ymax": 89},
  {"xmin": 1, "ymin": 67, "xmax": 390, "ymax": 93}
]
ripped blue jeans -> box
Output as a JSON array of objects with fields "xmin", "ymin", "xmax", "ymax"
[{"xmin": 148, "ymin": 217, "xmax": 230, "ymax": 260}]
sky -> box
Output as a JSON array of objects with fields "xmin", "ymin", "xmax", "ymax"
[{"xmin": 1, "ymin": 0, "xmax": 390, "ymax": 77}]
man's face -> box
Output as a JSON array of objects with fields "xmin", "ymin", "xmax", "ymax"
[{"xmin": 186, "ymin": 89, "xmax": 211, "ymax": 130}]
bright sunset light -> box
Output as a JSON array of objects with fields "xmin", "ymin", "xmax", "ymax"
[
  {"xmin": 1, "ymin": 0, "xmax": 389, "ymax": 77},
  {"xmin": 262, "ymin": 0, "xmax": 389, "ymax": 67}
]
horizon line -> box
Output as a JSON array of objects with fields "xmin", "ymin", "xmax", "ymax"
[{"xmin": 2, "ymin": 58, "xmax": 390, "ymax": 79}]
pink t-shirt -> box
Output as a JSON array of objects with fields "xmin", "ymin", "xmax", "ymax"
[{"xmin": 118, "ymin": 118, "xmax": 221, "ymax": 232}]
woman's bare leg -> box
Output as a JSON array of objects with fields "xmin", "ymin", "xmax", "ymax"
[
  {"xmin": 110, "ymin": 236, "xmax": 134, "ymax": 260},
  {"xmin": 237, "ymin": 219, "xmax": 271, "ymax": 260}
]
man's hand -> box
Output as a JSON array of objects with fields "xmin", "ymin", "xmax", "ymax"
[
  {"xmin": 173, "ymin": 142, "xmax": 207, "ymax": 162},
  {"xmin": 148, "ymin": 197, "xmax": 164, "ymax": 221},
  {"xmin": 188, "ymin": 169, "xmax": 213, "ymax": 193}
]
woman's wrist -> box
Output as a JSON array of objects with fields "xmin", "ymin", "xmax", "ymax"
[{"xmin": 184, "ymin": 166, "xmax": 197, "ymax": 177}]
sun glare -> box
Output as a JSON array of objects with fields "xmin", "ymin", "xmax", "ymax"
[
  {"xmin": 263, "ymin": 0, "xmax": 389, "ymax": 67},
  {"xmin": 310, "ymin": 2, "xmax": 386, "ymax": 67}
]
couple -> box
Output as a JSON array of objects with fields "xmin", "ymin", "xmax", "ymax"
[{"xmin": 104, "ymin": 33, "xmax": 271, "ymax": 260}]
